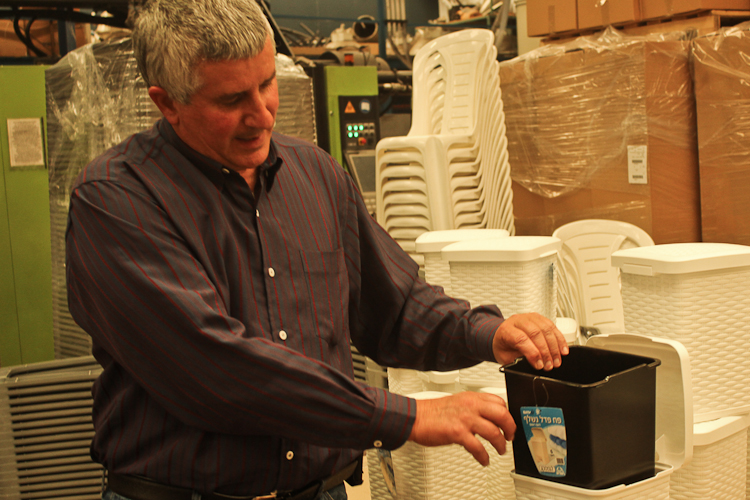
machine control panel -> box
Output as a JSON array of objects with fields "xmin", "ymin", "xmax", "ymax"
[{"xmin": 338, "ymin": 95, "xmax": 380, "ymax": 153}]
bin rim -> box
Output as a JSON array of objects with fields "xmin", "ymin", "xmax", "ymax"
[{"xmin": 500, "ymin": 346, "xmax": 660, "ymax": 389}]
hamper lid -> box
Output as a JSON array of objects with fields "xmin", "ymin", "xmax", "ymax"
[
  {"xmin": 441, "ymin": 236, "xmax": 561, "ymax": 263},
  {"xmin": 611, "ymin": 243, "xmax": 750, "ymax": 276},
  {"xmin": 586, "ymin": 334, "xmax": 693, "ymax": 470},
  {"xmin": 693, "ymin": 415, "xmax": 750, "ymax": 447},
  {"xmin": 415, "ymin": 229, "xmax": 510, "ymax": 254}
]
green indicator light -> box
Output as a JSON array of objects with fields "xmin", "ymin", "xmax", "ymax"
[
  {"xmin": 359, "ymin": 125, "xmax": 364, "ymax": 131},
  {"xmin": 354, "ymin": 132, "xmax": 359, "ymax": 138},
  {"xmin": 348, "ymin": 132, "xmax": 353, "ymax": 138},
  {"xmin": 347, "ymin": 125, "xmax": 353, "ymax": 131}
]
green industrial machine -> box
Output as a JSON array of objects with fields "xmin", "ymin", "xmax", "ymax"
[
  {"xmin": 0, "ymin": 65, "xmax": 55, "ymax": 367},
  {"xmin": 313, "ymin": 65, "xmax": 380, "ymax": 168},
  {"xmin": 312, "ymin": 64, "xmax": 380, "ymax": 215}
]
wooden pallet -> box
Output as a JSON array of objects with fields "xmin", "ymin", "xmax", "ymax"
[{"xmin": 543, "ymin": 9, "xmax": 750, "ymax": 43}]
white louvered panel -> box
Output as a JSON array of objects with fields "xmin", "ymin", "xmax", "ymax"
[
  {"xmin": 670, "ymin": 428, "xmax": 747, "ymax": 500},
  {"xmin": 0, "ymin": 358, "xmax": 103, "ymax": 500},
  {"xmin": 621, "ymin": 267, "xmax": 750, "ymax": 420}
]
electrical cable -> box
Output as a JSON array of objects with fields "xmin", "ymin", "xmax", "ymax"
[{"xmin": 11, "ymin": 9, "xmax": 48, "ymax": 57}]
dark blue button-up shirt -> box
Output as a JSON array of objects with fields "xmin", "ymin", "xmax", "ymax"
[{"xmin": 66, "ymin": 119, "xmax": 504, "ymax": 496}]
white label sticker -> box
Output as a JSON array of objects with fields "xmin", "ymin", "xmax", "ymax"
[
  {"xmin": 628, "ymin": 145, "xmax": 647, "ymax": 184},
  {"xmin": 7, "ymin": 118, "xmax": 45, "ymax": 168}
]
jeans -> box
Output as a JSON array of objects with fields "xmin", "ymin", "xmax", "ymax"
[{"xmin": 102, "ymin": 483, "xmax": 348, "ymax": 500}]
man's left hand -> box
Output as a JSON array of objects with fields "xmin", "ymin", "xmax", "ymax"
[{"xmin": 493, "ymin": 313, "xmax": 568, "ymax": 370}]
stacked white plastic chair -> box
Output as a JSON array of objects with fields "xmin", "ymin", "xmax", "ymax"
[
  {"xmin": 376, "ymin": 29, "xmax": 515, "ymax": 268},
  {"xmin": 611, "ymin": 243, "xmax": 750, "ymax": 500},
  {"xmin": 0, "ymin": 356, "xmax": 103, "ymax": 500},
  {"xmin": 552, "ymin": 219, "xmax": 654, "ymax": 335}
]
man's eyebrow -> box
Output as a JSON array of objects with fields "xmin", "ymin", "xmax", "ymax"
[{"xmin": 263, "ymin": 71, "xmax": 277, "ymax": 85}]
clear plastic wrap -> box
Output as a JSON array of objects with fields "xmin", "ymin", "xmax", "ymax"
[
  {"xmin": 274, "ymin": 53, "xmax": 317, "ymax": 145},
  {"xmin": 692, "ymin": 21, "xmax": 750, "ymax": 245},
  {"xmin": 46, "ymin": 38, "xmax": 162, "ymax": 358},
  {"xmin": 45, "ymin": 40, "xmax": 317, "ymax": 358},
  {"xmin": 499, "ymin": 27, "xmax": 701, "ymax": 243}
]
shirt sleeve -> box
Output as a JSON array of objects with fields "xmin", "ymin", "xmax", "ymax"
[
  {"xmin": 344, "ymin": 174, "xmax": 505, "ymax": 373},
  {"xmin": 66, "ymin": 171, "xmax": 413, "ymax": 452}
]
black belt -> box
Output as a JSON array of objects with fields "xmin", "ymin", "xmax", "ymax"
[{"xmin": 107, "ymin": 459, "xmax": 360, "ymax": 500}]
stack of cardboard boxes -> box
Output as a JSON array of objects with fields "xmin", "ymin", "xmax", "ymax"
[
  {"xmin": 528, "ymin": 0, "xmax": 750, "ymax": 37},
  {"xmin": 500, "ymin": 28, "xmax": 701, "ymax": 243},
  {"xmin": 692, "ymin": 24, "xmax": 750, "ymax": 245},
  {"xmin": 505, "ymin": 8, "xmax": 750, "ymax": 246}
]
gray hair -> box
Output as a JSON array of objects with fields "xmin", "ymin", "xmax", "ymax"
[{"xmin": 133, "ymin": 0, "xmax": 275, "ymax": 104}]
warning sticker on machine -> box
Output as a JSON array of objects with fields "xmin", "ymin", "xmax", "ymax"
[{"xmin": 520, "ymin": 406, "xmax": 567, "ymax": 478}]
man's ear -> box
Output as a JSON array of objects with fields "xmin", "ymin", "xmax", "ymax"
[{"xmin": 148, "ymin": 86, "xmax": 180, "ymax": 125}]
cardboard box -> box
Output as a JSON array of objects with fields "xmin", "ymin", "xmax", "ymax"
[
  {"xmin": 0, "ymin": 19, "xmax": 89, "ymax": 58},
  {"xmin": 578, "ymin": 0, "xmax": 641, "ymax": 30},
  {"xmin": 498, "ymin": 30, "xmax": 701, "ymax": 244},
  {"xmin": 526, "ymin": 0, "xmax": 578, "ymax": 36},
  {"xmin": 692, "ymin": 25, "xmax": 750, "ymax": 245},
  {"xmin": 642, "ymin": 0, "xmax": 750, "ymax": 21}
]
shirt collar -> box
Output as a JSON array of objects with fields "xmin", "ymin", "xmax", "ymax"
[{"xmin": 157, "ymin": 118, "xmax": 284, "ymax": 191}]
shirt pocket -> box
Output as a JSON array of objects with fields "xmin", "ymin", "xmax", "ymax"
[{"xmin": 299, "ymin": 248, "xmax": 347, "ymax": 348}]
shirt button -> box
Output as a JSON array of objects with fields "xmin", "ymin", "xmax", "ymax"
[
  {"xmin": 286, "ymin": 451, "xmax": 294, "ymax": 460},
  {"xmin": 279, "ymin": 330, "xmax": 288, "ymax": 341},
  {"xmin": 373, "ymin": 440, "xmax": 383, "ymax": 448},
  {"xmin": 222, "ymin": 168, "xmax": 230, "ymax": 174},
  {"xmin": 268, "ymin": 268, "xmax": 275, "ymax": 277}
]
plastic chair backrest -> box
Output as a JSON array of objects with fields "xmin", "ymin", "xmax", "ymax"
[
  {"xmin": 410, "ymin": 29, "xmax": 495, "ymax": 137},
  {"xmin": 552, "ymin": 219, "xmax": 654, "ymax": 333}
]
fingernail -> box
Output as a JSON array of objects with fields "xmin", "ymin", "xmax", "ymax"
[
  {"xmin": 545, "ymin": 361, "xmax": 553, "ymax": 370},
  {"xmin": 554, "ymin": 358, "xmax": 561, "ymax": 368},
  {"xmin": 535, "ymin": 360, "xmax": 544, "ymax": 370},
  {"xmin": 562, "ymin": 345, "xmax": 569, "ymax": 355}
]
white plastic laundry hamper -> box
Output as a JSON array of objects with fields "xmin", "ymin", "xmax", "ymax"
[
  {"xmin": 390, "ymin": 391, "xmax": 487, "ymax": 500},
  {"xmin": 669, "ymin": 415, "xmax": 750, "ymax": 500},
  {"xmin": 442, "ymin": 236, "xmax": 561, "ymax": 390},
  {"xmin": 415, "ymin": 229, "xmax": 509, "ymax": 294},
  {"xmin": 511, "ymin": 333, "xmax": 692, "ymax": 500},
  {"xmin": 611, "ymin": 242, "xmax": 750, "ymax": 422},
  {"xmin": 479, "ymin": 386, "xmax": 516, "ymax": 500}
]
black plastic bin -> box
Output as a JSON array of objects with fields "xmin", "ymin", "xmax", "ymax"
[{"xmin": 501, "ymin": 345, "xmax": 660, "ymax": 490}]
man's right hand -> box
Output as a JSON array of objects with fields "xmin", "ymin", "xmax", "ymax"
[{"xmin": 407, "ymin": 392, "xmax": 515, "ymax": 466}]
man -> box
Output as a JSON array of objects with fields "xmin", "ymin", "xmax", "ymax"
[{"xmin": 65, "ymin": 0, "xmax": 568, "ymax": 499}]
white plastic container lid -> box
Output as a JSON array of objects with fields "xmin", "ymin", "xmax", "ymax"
[
  {"xmin": 693, "ymin": 415, "xmax": 750, "ymax": 447},
  {"xmin": 441, "ymin": 236, "xmax": 561, "ymax": 263},
  {"xmin": 586, "ymin": 333, "xmax": 693, "ymax": 471},
  {"xmin": 414, "ymin": 229, "xmax": 510, "ymax": 254},
  {"xmin": 611, "ymin": 243, "xmax": 750, "ymax": 276}
]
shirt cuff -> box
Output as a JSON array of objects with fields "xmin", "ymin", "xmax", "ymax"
[
  {"xmin": 472, "ymin": 310, "xmax": 504, "ymax": 363},
  {"xmin": 363, "ymin": 387, "xmax": 416, "ymax": 450}
]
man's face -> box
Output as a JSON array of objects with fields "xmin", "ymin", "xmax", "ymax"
[{"xmin": 169, "ymin": 37, "xmax": 279, "ymax": 173}]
